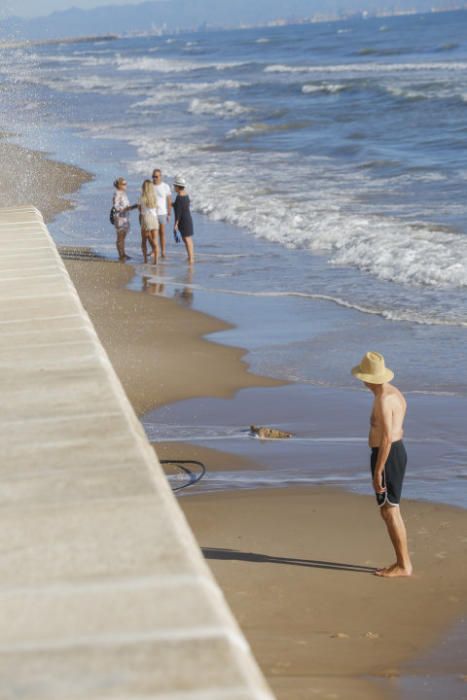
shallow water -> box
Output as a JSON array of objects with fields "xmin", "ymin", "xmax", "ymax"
[
  {"xmin": 143, "ymin": 382, "xmax": 467, "ymax": 509},
  {"xmin": 1, "ymin": 11, "xmax": 467, "ymax": 507}
]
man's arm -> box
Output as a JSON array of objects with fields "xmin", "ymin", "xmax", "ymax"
[{"xmin": 373, "ymin": 397, "xmax": 393, "ymax": 494}]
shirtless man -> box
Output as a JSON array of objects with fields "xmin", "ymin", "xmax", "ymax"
[{"xmin": 352, "ymin": 351, "xmax": 413, "ymax": 578}]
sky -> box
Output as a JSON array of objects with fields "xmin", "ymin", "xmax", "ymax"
[
  {"xmin": 2, "ymin": 0, "xmax": 151, "ymax": 18},
  {"xmin": 3, "ymin": 0, "xmax": 464, "ymax": 20}
]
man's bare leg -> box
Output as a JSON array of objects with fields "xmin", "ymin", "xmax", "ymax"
[
  {"xmin": 159, "ymin": 222, "xmax": 166, "ymax": 258},
  {"xmin": 376, "ymin": 504, "xmax": 413, "ymax": 577}
]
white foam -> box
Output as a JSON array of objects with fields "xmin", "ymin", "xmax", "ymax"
[
  {"xmin": 116, "ymin": 56, "xmax": 246, "ymax": 73},
  {"xmin": 226, "ymin": 123, "xmax": 272, "ymax": 138},
  {"xmin": 86, "ymin": 122, "xmax": 467, "ymax": 306},
  {"xmin": 188, "ymin": 98, "xmax": 251, "ymax": 117},
  {"xmin": 265, "ymin": 61, "xmax": 467, "ymax": 75},
  {"xmin": 302, "ymin": 83, "xmax": 346, "ymax": 94},
  {"xmin": 116, "ymin": 56, "xmax": 203, "ymax": 73},
  {"xmin": 386, "ymin": 82, "xmax": 467, "ymax": 102},
  {"xmin": 131, "ymin": 80, "xmax": 246, "ymax": 108}
]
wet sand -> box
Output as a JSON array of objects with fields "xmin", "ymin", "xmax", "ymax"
[
  {"xmin": 64, "ymin": 257, "xmax": 467, "ymax": 700},
  {"xmin": 0, "ymin": 135, "xmax": 92, "ymax": 222},
  {"xmin": 2, "ymin": 140, "xmax": 465, "ymax": 698},
  {"xmin": 181, "ymin": 485, "xmax": 467, "ymax": 700},
  {"xmin": 64, "ymin": 258, "xmax": 282, "ymax": 415}
]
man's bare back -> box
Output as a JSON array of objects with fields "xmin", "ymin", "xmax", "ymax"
[{"xmin": 369, "ymin": 384, "xmax": 407, "ymax": 448}]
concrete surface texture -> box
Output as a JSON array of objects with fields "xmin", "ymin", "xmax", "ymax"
[{"xmin": 0, "ymin": 206, "xmax": 274, "ymax": 700}]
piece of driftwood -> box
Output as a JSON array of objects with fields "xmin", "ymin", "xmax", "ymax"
[{"xmin": 250, "ymin": 425, "xmax": 293, "ymax": 439}]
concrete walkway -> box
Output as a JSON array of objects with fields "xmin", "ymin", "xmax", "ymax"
[{"xmin": 0, "ymin": 207, "xmax": 274, "ymax": 699}]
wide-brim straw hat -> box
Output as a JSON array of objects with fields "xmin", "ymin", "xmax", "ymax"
[
  {"xmin": 173, "ymin": 174, "xmax": 186, "ymax": 187},
  {"xmin": 351, "ymin": 351, "xmax": 394, "ymax": 384}
]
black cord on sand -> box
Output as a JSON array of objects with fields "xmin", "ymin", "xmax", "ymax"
[{"xmin": 160, "ymin": 459, "xmax": 206, "ymax": 492}]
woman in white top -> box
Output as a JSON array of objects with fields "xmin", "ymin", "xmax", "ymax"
[
  {"xmin": 138, "ymin": 179, "xmax": 159, "ymax": 264},
  {"xmin": 112, "ymin": 177, "xmax": 136, "ymax": 261}
]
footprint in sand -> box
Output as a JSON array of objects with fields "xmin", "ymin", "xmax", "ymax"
[
  {"xmin": 435, "ymin": 551, "xmax": 447, "ymax": 559},
  {"xmin": 331, "ymin": 632, "xmax": 349, "ymax": 639},
  {"xmin": 365, "ymin": 631, "xmax": 380, "ymax": 639},
  {"xmin": 417, "ymin": 527, "xmax": 429, "ymax": 535}
]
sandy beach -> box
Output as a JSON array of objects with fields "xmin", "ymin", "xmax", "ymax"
[
  {"xmin": 182, "ymin": 487, "xmax": 467, "ymax": 700},
  {"xmin": 0, "ymin": 135, "xmax": 92, "ymax": 222},
  {"xmin": 63, "ymin": 256, "xmax": 467, "ymax": 700},
  {"xmin": 2, "ymin": 136, "xmax": 465, "ymax": 699}
]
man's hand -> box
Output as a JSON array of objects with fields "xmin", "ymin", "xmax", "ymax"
[{"xmin": 373, "ymin": 470, "xmax": 386, "ymax": 494}]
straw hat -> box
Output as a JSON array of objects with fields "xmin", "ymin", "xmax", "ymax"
[
  {"xmin": 173, "ymin": 174, "xmax": 186, "ymax": 188},
  {"xmin": 351, "ymin": 351, "xmax": 394, "ymax": 384}
]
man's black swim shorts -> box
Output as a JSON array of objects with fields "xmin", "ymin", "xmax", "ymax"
[{"xmin": 370, "ymin": 440, "xmax": 407, "ymax": 507}]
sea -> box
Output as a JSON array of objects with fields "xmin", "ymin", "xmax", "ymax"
[{"xmin": 1, "ymin": 9, "xmax": 467, "ymax": 507}]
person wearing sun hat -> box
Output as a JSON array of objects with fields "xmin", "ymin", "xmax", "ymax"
[
  {"xmin": 352, "ymin": 351, "xmax": 413, "ymax": 578},
  {"xmin": 173, "ymin": 174, "xmax": 194, "ymax": 264}
]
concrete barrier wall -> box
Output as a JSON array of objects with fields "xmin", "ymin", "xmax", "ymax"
[{"xmin": 0, "ymin": 206, "xmax": 275, "ymax": 699}]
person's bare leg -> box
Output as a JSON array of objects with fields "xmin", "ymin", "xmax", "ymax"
[
  {"xmin": 184, "ymin": 236, "xmax": 194, "ymax": 264},
  {"xmin": 141, "ymin": 230, "xmax": 148, "ymax": 263},
  {"xmin": 376, "ymin": 505, "xmax": 413, "ymax": 577},
  {"xmin": 150, "ymin": 230, "xmax": 158, "ymax": 264},
  {"xmin": 116, "ymin": 229, "xmax": 127, "ymax": 260},
  {"xmin": 159, "ymin": 221, "xmax": 166, "ymax": 258}
]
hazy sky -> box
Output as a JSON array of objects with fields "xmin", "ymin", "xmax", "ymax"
[
  {"xmin": 3, "ymin": 0, "xmax": 459, "ymax": 20},
  {"xmin": 2, "ymin": 0, "xmax": 153, "ymax": 18}
]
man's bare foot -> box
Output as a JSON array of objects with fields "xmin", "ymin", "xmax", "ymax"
[{"xmin": 375, "ymin": 563, "xmax": 412, "ymax": 578}]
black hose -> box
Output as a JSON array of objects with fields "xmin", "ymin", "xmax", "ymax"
[{"xmin": 160, "ymin": 459, "xmax": 206, "ymax": 492}]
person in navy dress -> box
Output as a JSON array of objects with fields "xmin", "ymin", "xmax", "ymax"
[{"xmin": 172, "ymin": 175, "xmax": 194, "ymax": 264}]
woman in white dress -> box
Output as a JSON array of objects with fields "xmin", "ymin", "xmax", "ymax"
[{"xmin": 138, "ymin": 179, "xmax": 159, "ymax": 264}]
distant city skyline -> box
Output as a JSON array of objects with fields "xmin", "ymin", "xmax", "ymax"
[{"xmin": 4, "ymin": 0, "xmax": 467, "ymax": 19}]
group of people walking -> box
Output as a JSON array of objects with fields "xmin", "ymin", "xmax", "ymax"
[{"xmin": 111, "ymin": 168, "xmax": 194, "ymax": 264}]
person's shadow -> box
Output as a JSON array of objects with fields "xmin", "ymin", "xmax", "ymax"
[{"xmin": 202, "ymin": 547, "xmax": 377, "ymax": 574}]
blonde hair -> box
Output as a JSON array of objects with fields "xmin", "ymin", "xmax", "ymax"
[
  {"xmin": 113, "ymin": 177, "xmax": 127, "ymax": 189},
  {"xmin": 141, "ymin": 179, "xmax": 156, "ymax": 208}
]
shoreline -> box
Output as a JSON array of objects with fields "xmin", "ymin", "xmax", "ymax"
[
  {"xmin": 64, "ymin": 256, "xmax": 467, "ymax": 700},
  {"xmin": 0, "ymin": 134, "xmax": 92, "ymax": 223},
  {"xmin": 1, "ymin": 134, "xmax": 465, "ymax": 697},
  {"xmin": 64, "ymin": 258, "xmax": 283, "ymax": 415}
]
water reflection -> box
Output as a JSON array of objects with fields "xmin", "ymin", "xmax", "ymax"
[{"xmin": 142, "ymin": 267, "xmax": 194, "ymax": 307}]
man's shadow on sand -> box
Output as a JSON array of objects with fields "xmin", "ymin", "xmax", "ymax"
[{"xmin": 202, "ymin": 547, "xmax": 377, "ymax": 574}]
